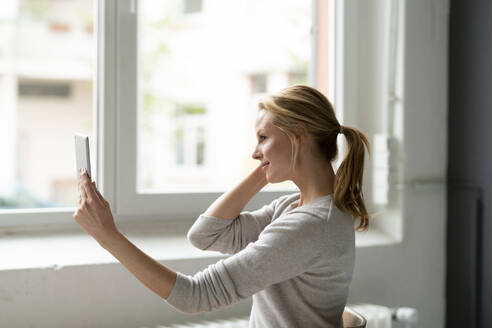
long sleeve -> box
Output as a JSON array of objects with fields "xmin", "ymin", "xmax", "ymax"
[
  {"xmin": 187, "ymin": 195, "xmax": 289, "ymax": 254},
  {"xmin": 166, "ymin": 212, "xmax": 326, "ymax": 313}
]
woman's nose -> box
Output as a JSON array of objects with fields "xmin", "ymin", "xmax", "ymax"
[{"xmin": 252, "ymin": 150, "xmax": 261, "ymax": 160}]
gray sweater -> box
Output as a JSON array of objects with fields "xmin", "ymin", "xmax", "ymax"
[{"xmin": 165, "ymin": 193, "xmax": 355, "ymax": 328}]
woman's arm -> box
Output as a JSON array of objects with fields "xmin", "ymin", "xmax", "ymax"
[
  {"xmin": 167, "ymin": 212, "xmax": 327, "ymax": 313},
  {"xmin": 73, "ymin": 169, "xmax": 177, "ymax": 299},
  {"xmin": 73, "ymin": 164, "xmax": 267, "ymax": 301},
  {"xmin": 99, "ymin": 230, "xmax": 177, "ymax": 299},
  {"xmin": 187, "ymin": 164, "xmax": 275, "ymax": 254},
  {"xmin": 204, "ymin": 163, "xmax": 267, "ymax": 219}
]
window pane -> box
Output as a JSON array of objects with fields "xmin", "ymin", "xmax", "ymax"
[
  {"xmin": 138, "ymin": 0, "xmax": 313, "ymax": 193},
  {"xmin": 0, "ymin": 0, "xmax": 95, "ymax": 209}
]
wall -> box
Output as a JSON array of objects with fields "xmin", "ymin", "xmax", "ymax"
[
  {"xmin": 0, "ymin": 0, "xmax": 448, "ymax": 327},
  {"xmin": 345, "ymin": 1, "xmax": 448, "ymax": 328},
  {"xmin": 0, "ymin": 256, "xmax": 251, "ymax": 327},
  {"xmin": 447, "ymin": 0, "xmax": 492, "ymax": 326}
]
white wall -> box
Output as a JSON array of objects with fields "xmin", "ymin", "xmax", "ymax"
[
  {"xmin": 0, "ymin": 256, "xmax": 252, "ymax": 327},
  {"xmin": 0, "ymin": 0, "xmax": 448, "ymax": 327},
  {"xmin": 347, "ymin": 0, "xmax": 448, "ymax": 327}
]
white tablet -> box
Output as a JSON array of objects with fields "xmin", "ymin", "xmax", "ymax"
[{"xmin": 74, "ymin": 133, "xmax": 92, "ymax": 187}]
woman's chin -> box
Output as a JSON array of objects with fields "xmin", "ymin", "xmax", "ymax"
[{"xmin": 266, "ymin": 173, "xmax": 287, "ymax": 184}]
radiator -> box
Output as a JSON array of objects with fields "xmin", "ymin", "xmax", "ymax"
[
  {"xmin": 154, "ymin": 316, "xmax": 250, "ymax": 328},
  {"xmin": 350, "ymin": 304, "xmax": 419, "ymax": 328},
  {"xmin": 152, "ymin": 304, "xmax": 418, "ymax": 328}
]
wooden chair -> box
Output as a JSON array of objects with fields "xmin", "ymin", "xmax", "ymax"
[{"xmin": 343, "ymin": 307, "xmax": 367, "ymax": 328}]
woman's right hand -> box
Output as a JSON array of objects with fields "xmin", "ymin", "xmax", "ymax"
[{"xmin": 251, "ymin": 162, "xmax": 268, "ymax": 184}]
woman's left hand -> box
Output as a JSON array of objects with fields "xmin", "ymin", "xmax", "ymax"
[{"xmin": 73, "ymin": 168, "xmax": 119, "ymax": 246}]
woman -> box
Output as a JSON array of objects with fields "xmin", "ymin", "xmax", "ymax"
[{"xmin": 74, "ymin": 85, "xmax": 371, "ymax": 327}]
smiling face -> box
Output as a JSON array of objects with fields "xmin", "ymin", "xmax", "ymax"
[{"xmin": 252, "ymin": 110, "xmax": 294, "ymax": 183}]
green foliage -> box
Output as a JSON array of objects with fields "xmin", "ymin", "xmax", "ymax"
[
  {"xmin": 142, "ymin": 91, "xmax": 173, "ymax": 135},
  {"xmin": 149, "ymin": 17, "xmax": 173, "ymax": 30},
  {"xmin": 75, "ymin": 7, "xmax": 93, "ymax": 26},
  {"xmin": 156, "ymin": 41, "xmax": 170, "ymax": 56},
  {"xmin": 20, "ymin": 0, "xmax": 51, "ymax": 20},
  {"xmin": 0, "ymin": 191, "xmax": 51, "ymax": 209},
  {"xmin": 174, "ymin": 104, "xmax": 206, "ymax": 117},
  {"xmin": 143, "ymin": 92, "xmax": 172, "ymax": 115}
]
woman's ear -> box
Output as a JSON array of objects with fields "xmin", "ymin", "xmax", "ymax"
[{"xmin": 294, "ymin": 123, "xmax": 308, "ymax": 145}]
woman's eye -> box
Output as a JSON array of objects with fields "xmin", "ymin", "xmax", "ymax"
[{"xmin": 259, "ymin": 136, "xmax": 267, "ymax": 141}]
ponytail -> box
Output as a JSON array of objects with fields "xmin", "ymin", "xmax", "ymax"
[{"xmin": 333, "ymin": 125, "xmax": 374, "ymax": 231}]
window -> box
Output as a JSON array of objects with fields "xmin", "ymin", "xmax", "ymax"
[
  {"xmin": 249, "ymin": 74, "xmax": 268, "ymax": 95},
  {"xmin": 183, "ymin": 0, "xmax": 203, "ymax": 14},
  {"xmin": 0, "ymin": 0, "xmax": 95, "ymax": 213},
  {"xmin": 1, "ymin": 0, "xmax": 406, "ymax": 245},
  {"xmin": 331, "ymin": 0, "xmax": 405, "ymax": 240},
  {"xmin": 113, "ymin": 0, "xmax": 322, "ymax": 219},
  {"xmin": 18, "ymin": 80, "xmax": 72, "ymax": 98},
  {"xmin": 288, "ymin": 71, "xmax": 308, "ymax": 86},
  {"xmin": 0, "ymin": 0, "xmax": 330, "ymax": 224}
]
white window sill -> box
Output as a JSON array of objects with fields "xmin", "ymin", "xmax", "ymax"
[{"xmin": 0, "ymin": 222, "xmax": 398, "ymax": 271}]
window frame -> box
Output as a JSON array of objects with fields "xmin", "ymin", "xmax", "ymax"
[
  {"xmin": 112, "ymin": 0, "xmax": 320, "ymax": 222},
  {"xmin": 0, "ymin": 0, "xmax": 106, "ymax": 228},
  {"xmin": 0, "ymin": 0, "xmax": 328, "ymax": 228},
  {"xmin": 0, "ymin": 0, "xmax": 315, "ymax": 228},
  {"xmin": 1, "ymin": 0, "xmax": 404, "ymax": 244}
]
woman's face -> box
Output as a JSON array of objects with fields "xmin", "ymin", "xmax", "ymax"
[{"xmin": 252, "ymin": 110, "xmax": 293, "ymax": 183}]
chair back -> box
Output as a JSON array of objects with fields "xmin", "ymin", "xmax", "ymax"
[{"xmin": 342, "ymin": 307, "xmax": 367, "ymax": 328}]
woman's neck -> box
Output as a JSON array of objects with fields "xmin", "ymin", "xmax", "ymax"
[{"xmin": 294, "ymin": 161, "xmax": 335, "ymax": 207}]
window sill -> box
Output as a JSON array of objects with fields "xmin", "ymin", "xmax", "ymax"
[
  {"xmin": 356, "ymin": 228, "xmax": 400, "ymax": 247},
  {"xmin": 0, "ymin": 222, "xmax": 398, "ymax": 272}
]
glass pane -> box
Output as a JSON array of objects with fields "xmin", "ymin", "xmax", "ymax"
[
  {"xmin": 0, "ymin": 0, "xmax": 95, "ymax": 209},
  {"xmin": 138, "ymin": 0, "xmax": 313, "ymax": 193}
]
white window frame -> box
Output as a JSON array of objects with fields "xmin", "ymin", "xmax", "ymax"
[
  {"xmin": 112, "ymin": 0, "xmax": 320, "ymax": 222},
  {"xmin": 0, "ymin": 0, "xmax": 406, "ymax": 245},
  {"xmin": 0, "ymin": 0, "xmax": 108, "ymax": 228},
  {"xmin": 0, "ymin": 0, "xmax": 317, "ymax": 228}
]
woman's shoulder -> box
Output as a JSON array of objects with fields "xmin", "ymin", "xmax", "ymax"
[
  {"xmin": 269, "ymin": 192, "xmax": 301, "ymax": 216},
  {"xmin": 283, "ymin": 194, "xmax": 353, "ymax": 228},
  {"xmin": 286, "ymin": 194, "xmax": 333, "ymax": 220},
  {"xmin": 270, "ymin": 193, "xmax": 352, "ymax": 226},
  {"xmin": 274, "ymin": 192, "xmax": 301, "ymax": 206}
]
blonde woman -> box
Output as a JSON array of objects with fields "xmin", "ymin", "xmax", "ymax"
[{"xmin": 74, "ymin": 85, "xmax": 371, "ymax": 328}]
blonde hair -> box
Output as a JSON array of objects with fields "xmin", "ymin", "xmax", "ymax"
[{"xmin": 258, "ymin": 85, "xmax": 374, "ymax": 231}]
